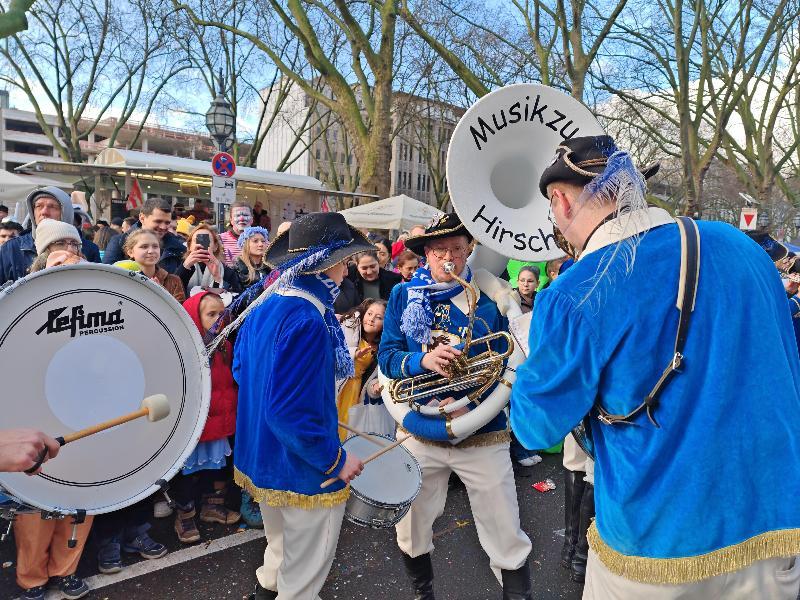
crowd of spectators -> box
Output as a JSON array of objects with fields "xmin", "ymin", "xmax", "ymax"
[{"xmin": 0, "ymin": 193, "xmax": 561, "ymax": 600}]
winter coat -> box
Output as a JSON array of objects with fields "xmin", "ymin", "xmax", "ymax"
[
  {"xmin": 346, "ymin": 264, "xmax": 402, "ymax": 303},
  {"xmin": 183, "ymin": 291, "xmax": 237, "ymax": 442},
  {"xmin": 334, "ymin": 277, "xmax": 360, "ymax": 314},
  {"xmin": 175, "ymin": 261, "xmax": 243, "ymax": 297},
  {"xmin": 335, "ymin": 313, "xmax": 381, "ymax": 399},
  {"xmin": 0, "ymin": 187, "xmax": 75, "ymax": 284},
  {"xmin": 103, "ymin": 222, "xmax": 186, "ymax": 273},
  {"xmin": 153, "ymin": 267, "xmax": 186, "ymax": 303},
  {"xmin": 232, "ymin": 257, "xmax": 272, "ymax": 290}
]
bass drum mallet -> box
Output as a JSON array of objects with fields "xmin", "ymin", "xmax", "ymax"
[{"xmin": 25, "ymin": 394, "xmax": 171, "ymax": 474}]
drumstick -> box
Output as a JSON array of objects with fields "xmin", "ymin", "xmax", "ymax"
[
  {"xmin": 320, "ymin": 434, "xmax": 411, "ymax": 489},
  {"xmin": 337, "ymin": 422, "xmax": 391, "ymax": 448},
  {"xmin": 25, "ymin": 395, "xmax": 171, "ymax": 474}
]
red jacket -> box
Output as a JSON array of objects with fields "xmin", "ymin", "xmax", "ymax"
[{"xmin": 183, "ymin": 292, "xmax": 238, "ymax": 442}]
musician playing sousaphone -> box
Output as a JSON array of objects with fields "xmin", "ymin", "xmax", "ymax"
[
  {"xmin": 378, "ymin": 213, "xmax": 533, "ymax": 600},
  {"xmin": 511, "ymin": 134, "xmax": 800, "ymax": 598}
]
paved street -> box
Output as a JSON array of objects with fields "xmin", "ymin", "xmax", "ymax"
[{"xmin": 1, "ymin": 453, "xmax": 584, "ymax": 600}]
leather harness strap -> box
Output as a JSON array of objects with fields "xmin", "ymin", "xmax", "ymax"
[{"xmin": 595, "ymin": 216, "xmax": 700, "ymax": 428}]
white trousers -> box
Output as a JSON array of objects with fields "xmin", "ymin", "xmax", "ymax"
[
  {"xmin": 562, "ymin": 435, "xmax": 595, "ymax": 484},
  {"xmin": 583, "ymin": 549, "xmax": 800, "ymax": 600},
  {"xmin": 396, "ymin": 438, "xmax": 532, "ymax": 582},
  {"xmin": 257, "ymin": 501, "xmax": 346, "ymax": 600}
]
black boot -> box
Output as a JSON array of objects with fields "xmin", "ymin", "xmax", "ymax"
[
  {"xmin": 248, "ymin": 582, "xmax": 278, "ymax": 600},
  {"xmin": 561, "ymin": 470, "xmax": 586, "ymax": 569},
  {"xmin": 571, "ymin": 482, "xmax": 595, "ymax": 584},
  {"xmin": 401, "ymin": 552, "xmax": 435, "ymax": 600},
  {"xmin": 501, "ymin": 561, "xmax": 533, "ymax": 600}
]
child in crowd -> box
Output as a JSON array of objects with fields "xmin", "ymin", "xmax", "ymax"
[
  {"xmin": 122, "ymin": 229, "xmax": 185, "ymax": 302},
  {"xmin": 172, "ymin": 291, "xmax": 240, "ymax": 543},
  {"xmin": 336, "ymin": 299, "xmax": 393, "ymax": 440},
  {"xmin": 515, "ymin": 265, "xmax": 539, "ymax": 314},
  {"xmin": 232, "ymin": 226, "xmax": 271, "ymax": 290}
]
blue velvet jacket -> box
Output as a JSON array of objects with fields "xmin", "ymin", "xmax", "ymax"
[
  {"xmin": 510, "ymin": 208, "xmax": 800, "ymax": 583},
  {"xmin": 378, "ymin": 279, "xmax": 509, "ymax": 442},
  {"xmin": 233, "ymin": 292, "xmax": 348, "ymax": 508}
]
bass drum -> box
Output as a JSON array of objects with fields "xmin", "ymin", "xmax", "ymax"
[{"xmin": 0, "ymin": 264, "xmax": 210, "ymax": 515}]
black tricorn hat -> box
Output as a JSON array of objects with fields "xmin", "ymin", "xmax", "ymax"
[
  {"xmin": 404, "ymin": 212, "xmax": 474, "ymax": 256},
  {"xmin": 745, "ymin": 229, "xmax": 793, "ymax": 262},
  {"xmin": 265, "ymin": 212, "xmax": 375, "ymax": 274},
  {"xmin": 539, "ymin": 135, "xmax": 660, "ymax": 197}
]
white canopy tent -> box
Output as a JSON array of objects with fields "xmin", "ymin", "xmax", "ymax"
[
  {"xmin": 0, "ymin": 170, "xmax": 68, "ymax": 220},
  {"xmin": 339, "ymin": 194, "xmax": 442, "ymax": 231}
]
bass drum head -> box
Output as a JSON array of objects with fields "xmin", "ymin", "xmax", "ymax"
[{"xmin": 0, "ymin": 264, "xmax": 210, "ymax": 515}]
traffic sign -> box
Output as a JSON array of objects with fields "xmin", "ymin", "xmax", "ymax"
[
  {"xmin": 211, "ymin": 176, "xmax": 236, "ymax": 204},
  {"xmin": 211, "ymin": 152, "xmax": 236, "ymax": 178},
  {"xmin": 740, "ymin": 207, "xmax": 757, "ymax": 230}
]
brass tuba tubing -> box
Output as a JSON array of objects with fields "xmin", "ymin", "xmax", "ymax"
[{"xmin": 387, "ymin": 261, "xmax": 515, "ymax": 410}]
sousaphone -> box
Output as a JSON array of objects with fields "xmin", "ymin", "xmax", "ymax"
[{"xmin": 380, "ymin": 84, "xmax": 604, "ymax": 440}]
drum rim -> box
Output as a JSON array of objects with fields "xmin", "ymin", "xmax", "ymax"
[
  {"xmin": 0, "ymin": 263, "xmax": 211, "ymax": 514},
  {"xmin": 342, "ymin": 433, "xmax": 423, "ymax": 506}
]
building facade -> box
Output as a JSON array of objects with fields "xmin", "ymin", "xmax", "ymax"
[
  {"xmin": 0, "ymin": 90, "xmax": 239, "ymax": 174},
  {"xmin": 256, "ymin": 82, "xmax": 464, "ymax": 208}
]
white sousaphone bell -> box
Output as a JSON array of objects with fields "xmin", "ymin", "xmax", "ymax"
[{"xmin": 380, "ymin": 84, "xmax": 604, "ymax": 440}]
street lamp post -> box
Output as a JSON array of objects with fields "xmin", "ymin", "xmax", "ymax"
[
  {"xmin": 205, "ymin": 68, "xmax": 235, "ymax": 226},
  {"xmin": 205, "ymin": 68, "xmax": 235, "ymax": 153}
]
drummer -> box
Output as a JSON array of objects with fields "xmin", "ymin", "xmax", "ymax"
[
  {"xmin": 0, "ymin": 429, "xmax": 60, "ymax": 473},
  {"xmin": 234, "ymin": 212, "xmax": 370, "ymax": 600}
]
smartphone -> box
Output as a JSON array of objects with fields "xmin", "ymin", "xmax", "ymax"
[{"xmin": 196, "ymin": 233, "xmax": 211, "ymax": 250}]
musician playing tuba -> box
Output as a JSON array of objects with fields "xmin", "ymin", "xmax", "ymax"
[{"xmin": 377, "ymin": 212, "xmax": 533, "ymax": 600}]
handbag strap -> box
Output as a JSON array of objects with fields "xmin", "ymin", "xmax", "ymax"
[{"xmin": 596, "ymin": 216, "xmax": 700, "ymax": 428}]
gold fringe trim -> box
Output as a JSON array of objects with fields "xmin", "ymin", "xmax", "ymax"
[
  {"xmin": 234, "ymin": 468, "xmax": 350, "ymax": 509},
  {"xmin": 397, "ymin": 427, "xmax": 511, "ymax": 449},
  {"xmin": 323, "ymin": 448, "xmax": 342, "ymax": 475},
  {"xmin": 588, "ymin": 522, "xmax": 800, "ymax": 584}
]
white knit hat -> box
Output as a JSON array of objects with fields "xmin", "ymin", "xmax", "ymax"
[{"xmin": 35, "ymin": 218, "xmax": 81, "ymax": 254}]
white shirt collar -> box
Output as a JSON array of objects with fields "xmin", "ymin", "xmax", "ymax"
[{"xmin": 578, "ymin": 207, "xmax": 675, "ymax": 261}]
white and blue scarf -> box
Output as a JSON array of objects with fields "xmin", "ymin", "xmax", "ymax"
[
  {"xmin": 401, "ymin": 265, "xmax": 472, "ymax": 344},
  {"xmin": 290, "ymin": 273, "xmax": 354, "ymax": 380}
]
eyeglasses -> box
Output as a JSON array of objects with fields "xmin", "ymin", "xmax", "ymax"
[
  {"xmin": 428, "ymin": 245, "xmax": 467, "ymax": 260},
  {"xmin": 50, "ymin": 240, "xmax": 82, "ymax": 251}
]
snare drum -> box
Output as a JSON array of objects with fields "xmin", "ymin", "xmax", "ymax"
[
  {"xmin": 343, "ymin": 434, "xmax": 422, "ymax": 529},
  {"xmin": 0, "ymin": 264, "xmax": 210, "ymax": 516}
]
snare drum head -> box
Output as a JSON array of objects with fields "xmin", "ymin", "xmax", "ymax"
[
  {"xmin": 0, "ymin": 264, "xmax": 210, "ymax": 515},
  {"xmin": 345, "ymin": 435, "xmax": 421, "ymax": 505}
]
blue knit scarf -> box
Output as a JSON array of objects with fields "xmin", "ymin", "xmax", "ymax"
[
  {"xmin": 289, "ymin": 273, "xmax": 354, "ymax": 380},
  {"xmin": 401, "ymin": 265, "xmax": 471, "ymax": 344}
]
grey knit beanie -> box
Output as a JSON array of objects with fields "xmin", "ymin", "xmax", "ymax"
[{"xmin": 35, "ymin": 219, "xmax": 81, "ymax": 254}]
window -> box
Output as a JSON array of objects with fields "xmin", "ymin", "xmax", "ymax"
[
  {"xmin": 408, "ymin": 146, "xmax": 413, "ymax": 162},
  {"xmin": 315, "ymin": 171, "xmax": 321, "ymax": 179},
  {"xmin": 315, "ymin": 148, "xmax": 321, "ymax": 159}
]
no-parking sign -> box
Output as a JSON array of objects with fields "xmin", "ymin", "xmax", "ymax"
[{"xmin": 211, "ymin": 152, "xmax": 236, "ymax": 178}]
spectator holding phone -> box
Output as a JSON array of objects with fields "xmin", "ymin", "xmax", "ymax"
[{"xmin": 176, "ymin": 225, "xmax": 241, "ymax": 297}]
